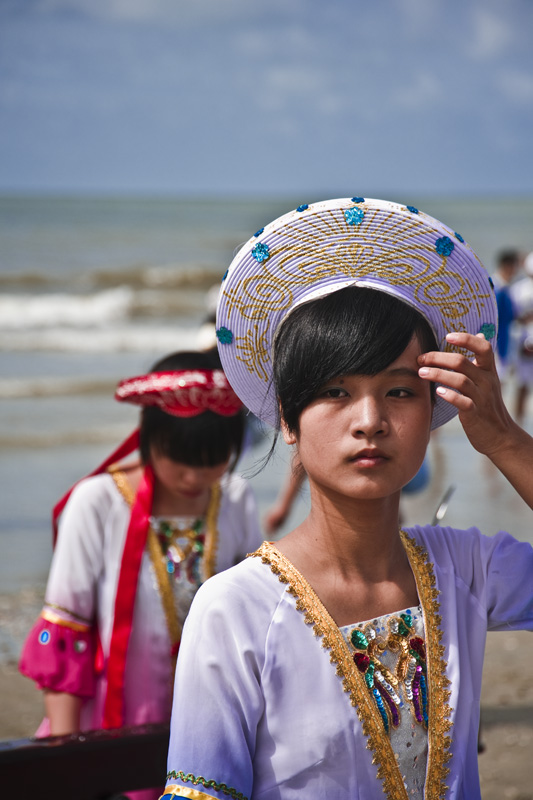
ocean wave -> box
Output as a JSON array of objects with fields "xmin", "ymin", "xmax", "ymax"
[
  {"xmin": 0, "ymin": 377, "xmax": 117, "ymax": 399},
  {"xmin": 0, "ymin": 287, "xmax": 134, "ymax": 329},
  {"xmin": 0, "ymin": 324, "xmax": 201, "ymax": 353},
  {"xmin": 0, "ymin": 263, "xmax": 225, "ymax": 292},
  {"xmin": 0, "ymin": 424, "xmax": 131, "ymax": 449}
]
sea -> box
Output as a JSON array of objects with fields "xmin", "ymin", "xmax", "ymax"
[{"xmin": 1, "ymin": 193, "xmax": 533, "ymax": 664}]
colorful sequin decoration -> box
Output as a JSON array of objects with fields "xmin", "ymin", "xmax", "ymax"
[
  {"xmin": 296, "ymin": 204, "xmax": 309, "ymax": 212},
  {"xmin": 216, "ymin": 326, "xmax": 233, "ymax": 344},
  {"xmin": 252, "ymin": 242, "xmax": 270, "ymax": 262},
  {"xmin": 344, "ymin": 206, "xmax": 365, "ymax": 226},
  {"xmin": 349, "ymin": 610, "xmax": 428, "ymax": 734},
  {"xmin": 435, "ymin": 236, "xmax": 454, "ymax": 257},
  {"xmin": 479, "ymin": 322, "xmax": 496, "ymax": 340},
  {"xmin": 155, "ymin": 518, "xmax": 205, "ymax": 584}
]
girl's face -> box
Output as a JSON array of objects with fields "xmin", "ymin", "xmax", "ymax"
[
  {"xmin": 150, "ymin": 448, "xmax": 229, "ymax": 501},
  {"xmin": 283, "ymin": 336, "xmax": 433, "ymax": 503}
]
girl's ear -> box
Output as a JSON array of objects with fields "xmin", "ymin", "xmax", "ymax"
[{"xmin": 280, "ymin": 414, "xmax": 297, "ymax": 446}]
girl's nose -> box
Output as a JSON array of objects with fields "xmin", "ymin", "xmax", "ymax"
[
  {"xmin": 350, "ymin": 396, "xmax": 388, "ymax": 438},
  {"xmin": 181, "ymin": 468, "xmax": 201, "ymax": 489}
]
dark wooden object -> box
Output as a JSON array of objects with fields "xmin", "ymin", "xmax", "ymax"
[{"xmin": 0, "ymin": 722, "xmax": 169, "ymax": 799}]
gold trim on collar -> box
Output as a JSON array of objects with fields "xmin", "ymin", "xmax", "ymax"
[
  {"xmin": 109, "ymin": 464, "xmax": 136, "ymax": 506},
  {"xmin": 250, "ymin": 531, "xmax": 452, "ymax": 800}
]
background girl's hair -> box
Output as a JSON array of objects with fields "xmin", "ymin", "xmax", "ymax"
[
  {"xmin": 274, "ymin": 286, "xmax": 438, "ymax": 433},
  {"xmin": 139, "ymin": 350, "xmax": 244, "ymax": 470}
]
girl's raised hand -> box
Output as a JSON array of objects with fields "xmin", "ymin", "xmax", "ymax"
[
  {"xmin": 418, "ymin": 330, "xmax": 533, "ymax": 510},
  {"xmin": 417, "ymin": 331, "xmax": 513, "ymax": 458}
]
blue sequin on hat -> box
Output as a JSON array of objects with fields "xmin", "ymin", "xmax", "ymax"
[
  {"xmin": 351, "ymin": 196, "xmax": 365, "ymax": 203},
  {"xmin": 435, "ymin": 236, "xmax": 454, "ymax": 257},
  {"xmin": 479, "ymin": 323, "xmax": 496, "ymax": 340},
  {"xmin": 406, "ymin": 205, "xmax": 419, "ymax": 214},
  {"xmin": 296, "ymin": 204, "xmax": 309, "ymax": 212},
  {"xmin": 454, "ymin": 232, "xmax": 465, "ymax": 243},
  {"xmin": 344, "ymin": 207, "xmax": 365, "ymax": 226},
  {"xmin": 216, "ymin": 327, "xmax": 233, "ymax": 345},
  {"xmin": 252, "ymin": 242, "xmax": 270, "ymax": 262},
  {"xmin": 222, "ymin": 269, "xmax": 229, "ymax": 281},
  {"xmin": 253, "ymin": 228, "xmax": 264, "ymax": 238}
]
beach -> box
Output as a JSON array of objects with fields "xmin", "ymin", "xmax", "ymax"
[{"xmin": 1, "ymin": 194, "xmax": 533, "ymax": 796}]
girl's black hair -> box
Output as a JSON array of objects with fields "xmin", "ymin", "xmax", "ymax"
[
  {"xmin": 274, "ymin": 286, "xmax": 438, "ymax": 433},
  {"xmin": 139, "ymin": 350, "xmax": 244, "ymax": 470}
]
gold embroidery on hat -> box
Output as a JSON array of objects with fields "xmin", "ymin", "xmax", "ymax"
[
  {"xmin": 235, "ymin": 323, "xmax": 270, "ymax": 381},
  {"xmin": 224, "ymin": 209, "xmax": 492, "ymax": 381}
]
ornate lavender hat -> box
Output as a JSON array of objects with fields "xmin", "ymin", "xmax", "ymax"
[{"xmin": 216, "ymin": 198, "xmax": 497, "ymax": 429}]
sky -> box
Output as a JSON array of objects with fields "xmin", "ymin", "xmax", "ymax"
[{"xmin": 1, "ymin": 0, "xmax": 532, "ymax": 197}]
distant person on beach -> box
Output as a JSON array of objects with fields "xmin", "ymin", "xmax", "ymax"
[
  {"xmin": 492, "ymin": 249, "xmax": 520, "ymax": 380},
  {"xmin": 161, "ymin": 199, "xmax": 533, "ymax": 800},
  {"xmin": 19, "ymin": 350, "xmax": 262, "ymax": 800},
  {"xmin": 511, "ymin": 251, "xmax": 533, "ymax": 422}
]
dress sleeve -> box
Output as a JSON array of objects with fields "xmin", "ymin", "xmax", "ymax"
[
  {"xmin": 482, "ymin": 530, "xmax": 533, "ymax": 631},
  {"xmin": 19, "ymin": 475, "xmax": 114, "ymax": 696},
  {"xmin": 434, "ymin": 526, "xmax": 533, "ymax": 632},
  {"xmin": 164, "ymin": 569, "xmax": 266, "ymax": 800}
]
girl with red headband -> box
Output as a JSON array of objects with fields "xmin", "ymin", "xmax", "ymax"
[{"xmin": 19, "ymin": 350, "xmax": 262, "ymax": 785}]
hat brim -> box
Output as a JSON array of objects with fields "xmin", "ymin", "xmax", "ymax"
[{"xmin": 216, "ymin": 198, "xmax": 497, "ymax": 430}]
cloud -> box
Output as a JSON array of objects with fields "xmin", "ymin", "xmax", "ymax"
[
  {"xmin": 469, "ymin": 8, "xmax": 513, "ymax": 60},
  {"xmin": 394, "ymin": 73, "xmax": 442, "ymax": 110},
  {"xmin": 497, "ymin": 69, "xmax": 533, "ymax": 106}
]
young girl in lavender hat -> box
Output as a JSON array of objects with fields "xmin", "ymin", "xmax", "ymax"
[{"xmin": 161, "ymin": 199, "xmax": 533, "ymax": 800}]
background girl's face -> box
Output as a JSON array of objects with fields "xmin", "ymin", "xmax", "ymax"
[
  {"xmin": 283, "ymin": 336, "xmax": 433, "ymax": 503},
  {"xmin": 150, "ymin": 448, "xmax": 229, "ymax": 500}
]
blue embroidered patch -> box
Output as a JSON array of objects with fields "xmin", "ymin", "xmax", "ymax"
[
  {"xmin": 252, "ymin": 242, "xmax": 270, "ymax": 262},
  {"xmin": 344, "ymin": 207, "xmax": 365, "ymax": 226},
  {"xmin": 216, "ymin": 327, "xmax": 233, "ymax": 345},
  {"xmin": 479, "ymin": 323, "xmax": 496, "ymax": 340},
  {"xmin": 435, "ymin": 236, "xmax": 454, "ymax": 257}
]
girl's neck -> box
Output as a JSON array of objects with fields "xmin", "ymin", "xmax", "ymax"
[
  {"xmin": 275, "ymin": 490, "xmax": 417, "ymax": 626},
  {"xmin": 151, "ymin": 482, "xmax": 211, "ymax": 518},
  {"xmin": 277, "ymin": 485, "xmax": 405, "ymax": 581}
]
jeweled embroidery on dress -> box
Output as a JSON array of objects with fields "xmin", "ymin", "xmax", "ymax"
[
  {"xmin": 348, "ymin": 610, "xmax": 428, "ymax": 734},
  {"xmin": 249, "ymin": 532, "xmax": 453, "ymax": 800}
]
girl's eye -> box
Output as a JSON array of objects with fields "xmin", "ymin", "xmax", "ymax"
[
  {"xmin": 322, "ymin": 387, "xmax": 348, "ymax": 399},
  {"xmin": 388, "ymin": 388, "xmax": 413, "ymax": 398}
]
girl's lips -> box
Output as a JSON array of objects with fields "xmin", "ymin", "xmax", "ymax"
[{"xmin": 349, "ymin": 450, "xmax": 389, "ymax": 465}]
